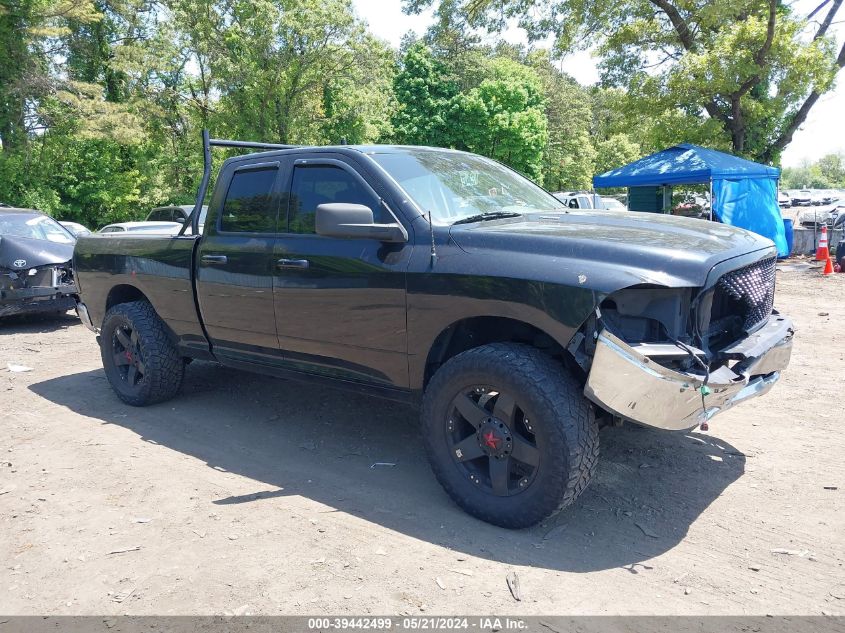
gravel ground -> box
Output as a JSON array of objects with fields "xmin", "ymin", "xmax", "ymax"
[{"xmin": 1, "ymin": 266, "xmax": 843, "ymax": 616}]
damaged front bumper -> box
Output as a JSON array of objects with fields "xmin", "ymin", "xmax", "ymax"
[
  {"xmin": 584, "ymin": 315, "xmax": 794, "ymax": 431},
  {"xmin": 0, "ymin": 284, "xmax": 79, "ymax": 318}
]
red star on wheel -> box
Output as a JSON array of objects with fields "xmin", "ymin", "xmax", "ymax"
[{"xmin": 483, "ymin": 430, "xmax": 501, "ymax": 450}]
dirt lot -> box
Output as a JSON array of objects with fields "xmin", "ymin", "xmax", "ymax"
[{"xmin": 1, "ymin": 267, "xmax": 844, "ymax": 616}]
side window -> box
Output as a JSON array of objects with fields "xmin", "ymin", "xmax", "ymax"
[
  {"xmin": 219, "ymin": 166, "xmax": 279, "ymax": 233},
  {"xmin": 568, "ymin": 198, "xmax": 578, "ymax": 209},
  {"xmin": 288, "ymin": 164, "xmax": 382, "ymax": 234},
  {"xmin": 148, "ymin": 209, "xmax": 170, "ymax": 222}
]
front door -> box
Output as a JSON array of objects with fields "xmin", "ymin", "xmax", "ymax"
[
  {"xmin": 196, "ymin": 159, "xmax": 284, "ymax": 363},
  {"xmin": 272, "ymin": 155, "xmax": 411, "ymax": 388}
]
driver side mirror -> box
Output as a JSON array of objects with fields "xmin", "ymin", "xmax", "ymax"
[{"xmin": 315, "ymin": 203, "xmax": 408, "ymax": 243}]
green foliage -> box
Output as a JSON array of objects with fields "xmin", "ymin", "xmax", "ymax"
[
  {"xmin": 817, "ymin": 153, "xmax": 845, "ymax": 186},
  {"xmin": 421, "ymin": 0, "xmax": 844, "ymax": 164},
  {"xmin": 392, "ymin": 44, "xmax": 553, "ymax": 184},
  {"xmin": 451, "ymin": 58, "xmax": 548, "ymax": 181},
  {"xmin": 781, "ymin": 154, "xmax": 845, "ymax": 189},
  {"xmin": 528, "ymin": 50, "xmax": 594, "ymax": 190},
  {"xmin": 594, "ymin": 134, "xmax": 641, "ymax": 176},
  {"xmin": 0, "ymin": 137, "xmax": 155, "ymax": 226},
  {"xmin": 0, "ymin": 0, "xmax": 397, "ymax": 227},
  {"xmin": 3, "ymin": 0, "xmax": 843, "ymax": 229},
  {"xmin": 198, "ymin": 0, "xmax": 395, "ymax": 145},
  {"xmin": 391, "ymin": 42, "xmax": 458, "ymax": 146}
]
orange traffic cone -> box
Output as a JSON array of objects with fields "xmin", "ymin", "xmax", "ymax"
[
  {"xmin": 823, "ymin": 256, "xmax": 834, "ymax": 276},
  {"xmin": 816, "ymin": 226, "xmax": 830, "ymax": 261}
]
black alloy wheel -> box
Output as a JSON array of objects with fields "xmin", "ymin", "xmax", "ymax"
[
  {"xmin": 111, "ymin": 323, "xmax": 146, "ymax": 388},
  {"xmin": 445, "ymin": 387, "xmax": 540, "ymax": 496},
  {"xmin": 421, "ymin": 343, "xmax": 599, "ymax": 528},
  {"xmin": 100, "ymin": 300, "xmax": 184, "ymax": 406}
]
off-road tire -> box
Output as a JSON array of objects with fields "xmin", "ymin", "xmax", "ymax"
[
  {"xmin": 101, "ymin": 300, "xmax": 184, "ymax": 406},
  {"xmin": 421, "ymin": 343, "xmax": 599, "ymax": 529}
]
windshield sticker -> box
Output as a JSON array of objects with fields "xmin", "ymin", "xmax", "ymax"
[{"xmin": 459, "ymin": 171, "xmax": 479, "ymax": 187}]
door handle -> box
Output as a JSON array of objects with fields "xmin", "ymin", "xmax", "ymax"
[
  {"xmin": 201, "ymin": 254, "xmax": 228, "ymax": 265},
  {"xmin": 277, "ymin": 258, "xmax": 310, "ymax": 269}
]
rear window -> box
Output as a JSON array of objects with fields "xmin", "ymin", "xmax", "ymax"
[
  {"xmin": 220, "ymin": 166, "xmax": 279, "ymax": 233},
  {"xmin": 147, "ymin": 208, "xmax": 173, "ymax": 222}
]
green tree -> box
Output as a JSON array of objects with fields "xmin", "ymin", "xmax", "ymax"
[
  {"xmin": 391, "ymin": 42, "xmax": 458, "ymax": 146},
  {"xmin": 594, "ymin": 133, "xmax": 641, "ymax": 175},
  {"xmin": 452, "ymin": 57, "xmax": 548, "ymax": 181},
  {"xmin": 0, "ymin": 0, "xmax": 100, "ymax": 150},
  {"xmin": 202, "ymin": 0, "xmax": 392, "ymax": 145},
  {"xmin": 782, "ymin": 153, "xmax": 845, "ymax": 189},
  {"xmin": 817, "ymin": 153, "xmax": 845, "ymax": 186},
  {"xmin": 412, "ymin": 0, "xmax": 845, "ymax": 164},
  {"xmin": 318, "ymin": 35, "xmax": 397, "ymax": 144},
  {"xmin": 527, "ymin": 50, "xmax": 595, "ymax": 190}
]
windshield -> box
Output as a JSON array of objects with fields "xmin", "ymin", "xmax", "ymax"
[
  {"xmin": 0, "ymin": 213, "xmax": 75, "ymax": 243},
  {"xmin": 370, "ymin": 149, "xmax": 564, "ymax": 224}
]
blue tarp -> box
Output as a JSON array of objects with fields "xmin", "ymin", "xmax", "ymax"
[
  {"xmin": 592, "ymin": 143, "xmax": 786, "ymax": 256},
  {"xmin": 593, "ymin": 143, "xmax": 780, "ymax": 187},
  {"xmin": 713, "ymin": 178, "xmax": 788, "ymax": 257}
]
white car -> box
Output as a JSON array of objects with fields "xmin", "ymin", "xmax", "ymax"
[
  {"xmin": 791, "ymin": 190, "xmax": 812, "ymax": 206},
  {"xmin": 98, "ymin": 222, "xmax": 183, "ymax": 235},
  {"xmin": 600, "ymin": 197, "xmax": 626, "ymax": 211},
  {"xmin": 777, "ymin": 191, "xmax": 790, "ymax": 207},
  {"xmin": 553, "ymin": 191, "xmax": 603, "ymax": 209},
  {"xmin": 59, "ymin": 221, "xmax": 92, "ymax": 237},
  {"xmin": 146, "ymin": 204, "xmax": 208, "ymax": 234}
]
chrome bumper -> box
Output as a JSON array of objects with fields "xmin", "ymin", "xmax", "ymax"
[{"xmin": 584, "ymin": 315, "xmax": 794, "ymax": 431}]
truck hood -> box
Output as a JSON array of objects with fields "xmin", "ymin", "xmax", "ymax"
[
  {"xmin": 448, "ymin": 210, "xmax": 776, "ymax": 291},
  {"xmin": 0, "ymin": 235, "xmax": 75, "ymax": 270}
]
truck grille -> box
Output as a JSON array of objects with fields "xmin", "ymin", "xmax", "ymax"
[{"xmin": 713, "ymin": 257, "xmax": 776, "ymax": 332}]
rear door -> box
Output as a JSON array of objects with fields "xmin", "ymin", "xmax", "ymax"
[
  {"xmin": 195, "ymin": 159, "xmax": 285, "ymax": 364},
  {"xmin": 271, "ymin": 154, "xmax": 411, "ymax": 388}
]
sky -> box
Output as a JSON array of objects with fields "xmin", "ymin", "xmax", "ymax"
[{"xmin": 351, "ymin": 0, "xmax": 845, "ymax": 167}]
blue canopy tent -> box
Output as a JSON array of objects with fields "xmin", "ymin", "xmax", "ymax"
[{"xmin": 593, "ymin": 143, "xmax": 787, "ymax": 256}]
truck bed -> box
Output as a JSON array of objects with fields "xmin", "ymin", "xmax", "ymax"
[{"xmin": 73, "ymin": 234, "xmax": 208, "ymax": 356}]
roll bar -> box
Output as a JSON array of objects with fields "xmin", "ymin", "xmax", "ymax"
[{"xmin": 182, "ymin": 129, "xmax": 299, "ymax": 236}]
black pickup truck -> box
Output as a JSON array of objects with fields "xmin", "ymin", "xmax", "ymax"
[{"xmin": 73, "ymin": 132, "xmax": 794, "ymax": 528}]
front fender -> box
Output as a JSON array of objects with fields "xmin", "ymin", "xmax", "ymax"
[{"xmin": 406, "ymin": 270, "xmax": 598, "ymax": 389}]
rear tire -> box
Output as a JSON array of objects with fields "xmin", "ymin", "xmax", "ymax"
[
  {"xmin": 421, "ymin": 343, "xmax": 599, "ymax": 528},
  {"xmin": 101, "ymin": 300, "xmax": 184, "ymax": 406}
]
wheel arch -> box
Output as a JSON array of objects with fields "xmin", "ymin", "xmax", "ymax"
[
  {"xmin": 105, "ymin": 284, "xmax": 149, "ymax": 314},
  {"xmin": 103, "ymin": 284, "xmax": 179, "ymax": 345},
  {"xmin": 421, "ymin": 315, "xmax": 573, "ymax": 391}
]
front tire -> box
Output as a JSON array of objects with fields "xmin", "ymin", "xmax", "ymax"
[
  {"xmin": 421, "ymin": 343, "xmax": 599, "ymax": 529},
  {"xmin": 101, "ymin": 300, "xmax": 185, "ymax": 406}
]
